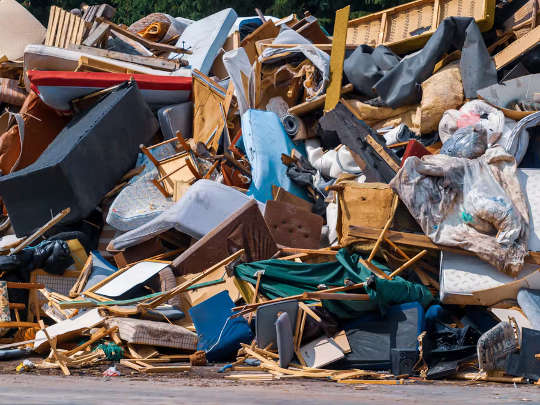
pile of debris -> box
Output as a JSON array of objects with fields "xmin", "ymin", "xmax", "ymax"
[{"xmin": 0, "ymin": 0, "xmax": 538, "ymax": 385}]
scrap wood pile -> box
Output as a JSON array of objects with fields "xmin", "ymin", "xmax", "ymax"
[{"xmin": 0, "ymin": 0, "xmax": 538, "ymax": 385}]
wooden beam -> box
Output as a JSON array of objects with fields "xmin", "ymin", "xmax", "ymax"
[
  {"xmin": 289, "ymin": 84, "xmax": 353, "ymax": 116},
  {"xmin": 324, "ymin": 6, "xmax": 350, "ymax": 113},
  {"xmin": 388, "ymin": 249, "xmax": 428, "ymax": 279},
  {"xmin": 302, "ymin": 292, "xmax": 370, "ymax": 301},
  {"xmin": 494, "ymin": 25, "xmax": 540, "ymax": 69},
  {"xmin": 10, "ymin": 208, "xmax": 70, "ymax": 255},
  {"xmin": 69, "ymin": 44, "xmax": 181, "ymax": 71},
  {"xmin": 350, "ymin": 225, "xmax": 540, "ymax": 265},
  {"xmin": 82, "ymin": 22, "xmax": 110, "ymax": 47}
]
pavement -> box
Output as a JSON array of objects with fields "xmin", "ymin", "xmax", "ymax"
[{"xmin": 1, "ymin": 373, "xmax": 539, "ymax": 405}]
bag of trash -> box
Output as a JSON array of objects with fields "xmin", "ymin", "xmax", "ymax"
[
  {"xmin": 439, "ymin": 100, "xmax": 506, "ymax": 145},
  {"xmin": 418, "ymin": 62, "xmax": 464, "ymax": 134},
  {"xmin": 390, "ymin": 146, "xmax": 529, "ymax": 276},
  {"xmin": 440, "ymin": 125, "xmax": 488, "ymax": 159}
]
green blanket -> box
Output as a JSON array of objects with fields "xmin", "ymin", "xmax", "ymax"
[{"xmin": 234, "ymin": 249, "xmax": 433, "ymax": 319}]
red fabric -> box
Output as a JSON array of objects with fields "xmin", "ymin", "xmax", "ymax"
[
  {"xmin": 27, "ymin": 70, "xmax": 192, "ymax": 91},
  {"xmin": 401, "ymin": 140, "xmax": 431, "ymax": 167}
]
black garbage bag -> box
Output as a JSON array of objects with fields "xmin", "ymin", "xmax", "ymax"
[
  {"xmin": 32, "ymin": 239, "xmax": 74, "ymax": 275},
  {"xmin": 374, "ymin": 17, "xmax": 497, "ymax": 108},
  {"xmin": 343, "ymin": 45, "xmax": 401, "ymax": 97}
]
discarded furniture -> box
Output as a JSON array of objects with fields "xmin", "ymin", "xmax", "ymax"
[
  {"xmin": 45, "ymin": 6, "xmax": 90, "ymax": 49},
  {"xmin": 346, "ymin": 0, "xmax": 496, "ymax": 53},
  {"xmin": 0, "ymin": 82, "xmax": 158, "ymax": 236}
]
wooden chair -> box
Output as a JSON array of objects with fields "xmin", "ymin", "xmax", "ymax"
[
  {"xmin": 140, "ymin": 132, "xmax": 201, "ymax": 199},
  {"xmin": 0, "ymin": 281, "xmax": 44, "ymax": 343}
]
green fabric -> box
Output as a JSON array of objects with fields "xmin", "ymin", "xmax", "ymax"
[{"xmin": 234, "ymin": 249, "xmax": 433, "ymax": 319}]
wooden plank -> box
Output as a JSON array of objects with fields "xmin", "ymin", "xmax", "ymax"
[
  {"xmin": 45, "ymin": 6, "xmax": 57, "ymax": 46},
  {"xmin": 494, "ymin": 25, "xmax": 540, "ymax": 69},
  {"xmin": 69, "ymin": 45, "xmax": 179, "ymax": 71},
  {"xmin": 77, "ymin": 55, "xmax": 147, "ymax": 74},
  {"xmin": 302, "ymin": 292, "xmax": 370, "ymax": 301},
  {"xmin": 388, "ymin": 249, "xmax": 428, "ymax": 278},
  {"xmin": 54, "ymin": 9, "xmax": 66, "ymax": 47},
  {"xmin": 75, "ymin": 19, "xmax": 86, "ymax": 45},
  {"xmin": 349, "ymin": 225, "xmax": 540, "ymax": 265},
  {"xmin": 0, "ymin": 321, "xmax": 40, "ymax": 328},
  {"xmin": 141, "ymin": 365, "xmax": 191, "ymax": 373},
  {"xmin": 289, "ymin": 84, "xmax": 353, "ymax": 116},
  {"xmin": 192, "ymin": 69, "xmax": 227, "ymax": 152},
  {"xmin": 324, "ymin": 6, "xmax": 350, "ymax": 113},
  {"xmin": 378, "ymin": 12, "xmax": 387, "ymax": 44},
  {"xmin": 59, "ymin": 11, "xmax": 71, "ymax": 48},
  {"xmin": 431, "ymin": 0, "xmax": 441, "ymax": 31},
  {"xmin": 66, "ymin": 13, "xmax": 76, "ymax": 47},
  {"xmin": 82, "ymin": 22, "xmax": 110, "ymax": 47},
  {"xmin": 10, "ymin": 208, "xmax": 70, "ymax": 255},
  {"xmin": 7, "ymin": 282, "xmax": 45, "ymax": 290}
]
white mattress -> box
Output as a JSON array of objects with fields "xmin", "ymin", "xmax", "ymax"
[
  {"xmin": 169, "ymin": 8, "xmax": 237, "ymax": 75},
  {"xmin": 440, "ymin": 168, "xmax": 540, "ymax": 304}
]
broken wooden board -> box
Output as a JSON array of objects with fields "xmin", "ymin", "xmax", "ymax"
[
  {"xmin": 82, "ymin": 22, "xmax": 110, "ymax": 47},
  {"xmin": 76, "ymin": 55, "xmax": 147, "ymax": 74},
  {"xmin": 349, "ymin": 225, "xmax": 540, "ymax": 265},
  {"xmin": 69, "ymin": 44, "xmax": 180, "ymax": 71},
  {"xmin": 494, "ymin": 25, "xmax": 540, "ymax": 70},
  {"xmin": 324, "ymin": 6, "xmax": 350, "ymax": 113},
  {"xmin": 241, "ymin": 20, "xmax": 280, "ymax": 64},
  {"xmin": 192, "ymin": 69, "xmax": 227, "ymax": 153},
  {"xmin": 289, "ymin": 84, "xmax": 353, "ymax": 116}
]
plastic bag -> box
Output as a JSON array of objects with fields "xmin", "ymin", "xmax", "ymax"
[
  {"xmin": 440, "ymin": 125, "xmax": 487, "ymax": 159},
  {"xmin": 390, "ymin": 146, "xmax": 529, "ymax": 276},
  {"xmin": 439, "ymin": 100, "xmax": 507, "ymax": 145}
]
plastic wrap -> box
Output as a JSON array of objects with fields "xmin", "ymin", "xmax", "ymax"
[
  {"xmin": 439, "ymin": 100, "xmax": 508, "ymax": 145},
  {"xmin": 390, "ymin": 146, "xmax": 529, "ymax": 276},
  {"xmin": 440, "ymin": 125, "xmax": 488, "ymax": 159},
  {"xmin": 223, "ymin": 47, "xmax": 252, "ymax": 115}
]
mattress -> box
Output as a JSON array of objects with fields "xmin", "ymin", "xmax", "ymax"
[
  {"xmin": 169, "ymin": 8, "xmax": 237, "ymax": 75},
  {"xmin": 440, "ymin": 168, "xmax": 540, "ymax": 304},
  {"xmin": 28, "ymin": 70, "xmax": 192, "ymax": 112},
  {"xmin": 109, "ymin": 179, "xmax": 262, "ymax": 250},
  {"xmin": 105, "ymin": 317, "xmax": 197, "ymax": 350},
  {"xmin": 23, "ymin": 44, "xmax": 191, "ymax": 90}
]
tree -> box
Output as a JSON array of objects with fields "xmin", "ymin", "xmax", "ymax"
[{"xmin": 19, "ymin": 0, "xmax": 410, "ymax": 30}]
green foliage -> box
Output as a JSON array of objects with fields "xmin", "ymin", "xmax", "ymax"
[{"xmin": 19, "ymin": 0, "xmax": 410, "ymax": 30}]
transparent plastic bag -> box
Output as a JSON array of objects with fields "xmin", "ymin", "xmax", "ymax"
[{"xmin": 390, "ymin": 146, "xmax": 528, "ymax": 276}]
